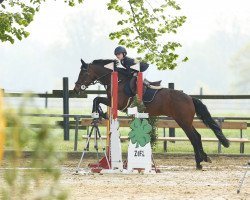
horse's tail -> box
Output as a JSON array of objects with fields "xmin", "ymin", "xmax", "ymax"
[{"xmin": 192, "ymin": 97, "xmax": 230, "ymax": 148}]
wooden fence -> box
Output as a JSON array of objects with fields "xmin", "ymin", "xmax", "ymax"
[
  {"xmin": 2, "ymin": 77, "xmax": 250, "ymax": 142},
  {"xmin": 17, "ymin": 114, "xmax": 250, "ymax": 153}
]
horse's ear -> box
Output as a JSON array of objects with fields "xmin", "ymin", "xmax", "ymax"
[
  {"xmin": 80, "ymin": 58, "xmax": 88, "ymax": 70},
  {"xmin": 81, "ymin": 59, "xmax": 85, "ymax": 64}
]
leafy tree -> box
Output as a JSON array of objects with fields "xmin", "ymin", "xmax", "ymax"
[
  {"xmin": 0, "ymin": 0, "xmax": 82, "ymax": 44},
  {"xmin": 0, "ymin": 0, "xmax": 187, "ymax": 70},
  {"xmin": 108, "ymin": 0, "xmax": 187, "ymax": 69},
  {"xmin": 229, "ymin": 43, "xmax": 250, "ymax": 93}
]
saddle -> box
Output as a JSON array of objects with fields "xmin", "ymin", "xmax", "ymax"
[
  {"xmin": 144, "ymin": 79, "xmax": 162, "ymax": 87},
  {"xmin": 124, "ymin": 77, "xmax": 162, "ymax": 103},
  {"xmin": 129, "ymin": 77, "xmax": 162, "ymax": 96}
]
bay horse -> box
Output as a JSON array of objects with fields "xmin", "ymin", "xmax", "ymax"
[{"xmin": 74, "ymin": 59, "xmax": 230, "ymax": 170}]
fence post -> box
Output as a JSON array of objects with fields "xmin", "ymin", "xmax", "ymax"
[
  {"xmin": 63, "ymin": 77, "xmax": 69, "ymax": 141},
  {"xmin": 74, "ymin": 116, "xmax": 79, "ymax": 151},
  {"xmin": 45, "ymin": 91, "xmax": 48, "ymax": 109},
  {"xmin": 217, "ymin": 118, "xmax": 224, "ymax": 153},
  {"xmin": 168, "ymin": 83, "xmax": 175, "ymax": 139},
  {"xmin": 86, "ymin": 126, "xmax": 90, "ymax": 151},
  {"xmin": 240, "ymin": 129, "xmax": 244, "ymax": 154},
  {"xmin": 163, "ymin": 128, "xmax": 167, "ymax": 152},
  {"xmin": 98, "ymin": 85, "xmax": 101, "ymax": 97},
  {"xmin": 200, "ymin": 87, "xmax": 203, "ymax": 102}
]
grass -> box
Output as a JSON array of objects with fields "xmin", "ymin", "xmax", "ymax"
[
  {"xmin": 6, "ymin": 125, "xmax": 249, "ymax": 154},
  {"xmin": 4, "ymin": 107, "xmax": 250, "ymax": 154}
]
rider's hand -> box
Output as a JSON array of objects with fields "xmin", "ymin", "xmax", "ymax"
[
  {"xmin": 115, "ymin": 60, "xmax": 120, "ymax": 67},
  {"xmin": 133, "ymin": 72, "xmax": 138, "ymax": 77}
]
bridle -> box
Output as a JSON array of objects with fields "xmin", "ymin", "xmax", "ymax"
[{"xmin": 75, "ymin": 64, "xmax": 112, "ymax": 91}]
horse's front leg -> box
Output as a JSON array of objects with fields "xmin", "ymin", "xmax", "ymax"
[{"xmin": 92, "ymin": 97, "xmax": 111, "ymax": 119}]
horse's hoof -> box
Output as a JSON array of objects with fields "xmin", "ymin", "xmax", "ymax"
[
  {"xmin": 204, "ymin": 156, "xmax": 212, "ymax": 163},
  {"xmin": 206, "ymin": 156, "xmax": 212, "ymax": 163},
  {"xmin": 196, "ymin": 164, "xmax": 203, "ymax": 170}
]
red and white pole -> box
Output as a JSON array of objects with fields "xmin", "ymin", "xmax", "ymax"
[
  {"xmin": 111, "ymin": 71, "xmax": 118, "ymax": 119},
  {"xmin": 109, "ymin": 68, "xmax": 123, "ymax": 171},
  {"xmin": 90, "ymin": 62, "xmax": 120, "ymax": 172},
  {"xmin": 137, "ymin": 72, "xmax": 143, "ymax": 101},
  {"xmin": 130, "ymin": 62, "xmax": 143, "ymax": 101}
]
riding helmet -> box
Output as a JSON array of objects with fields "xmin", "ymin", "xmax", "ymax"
[{"xmin": 114, "ymin": 46, "xmax": 127, "ymax": 56}]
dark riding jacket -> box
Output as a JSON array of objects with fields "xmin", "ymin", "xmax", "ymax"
[{"xmin": 117, "ymin": 56, "xmax": 149, "ymax": 78}]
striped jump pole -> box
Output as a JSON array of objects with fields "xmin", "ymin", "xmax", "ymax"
[
  {"xmin": 105, "ymin": 70, "xmax": 118, "ymax": 166},
  {"xmin": 111, "ymin": 71, "xmax": 118, "ymax": 119},
  {"xmin": 100, "ymin": 61, "xmax": 123, "ymax": 171},
  {"xmin": 89, "ymin": 62, "xmax": 120, "ymax": 171},
  {"xmin": 131, "ymin": 62, "xmax": 143, "ymax": 101},
  {"xmin": 137, "ymin": 72, "xmax": 143, "ymax": 101}
]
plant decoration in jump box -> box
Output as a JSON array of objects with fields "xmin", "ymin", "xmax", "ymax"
[{"xmin": 129, "ymin": 95, "xmax": 158, "ymax": 148}]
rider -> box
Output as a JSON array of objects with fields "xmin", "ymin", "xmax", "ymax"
[
  {"xmin": 93, "ymin": 46, "xmax": 149, "ymax": 120},
  {"xmin": 114, "ymin": 46, "xmax": 149, "ymax": 77},
  {"xmin": 114, "ymin": 46, "xmax": 149, "ymax": 95}
]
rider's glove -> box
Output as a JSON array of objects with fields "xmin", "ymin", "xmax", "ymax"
[
  {"xmin": 115, "ymin": 60, "xmax": 120, "ymax": 67},
  {"xmin": 133, "ymin": 72, "xmax": 138, "ymax": 77}
]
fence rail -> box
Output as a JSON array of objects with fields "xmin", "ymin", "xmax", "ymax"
[
  {"xmin": 2, "ymin": 91, "xmax": 250, "ymax": 99},
  {"xmin": 2, "ymin": 77, "xmax": 250, "ymax": 141},
  {"xmin": 19, "ymin": 114, "xmax": 250, "ymax": 152}
]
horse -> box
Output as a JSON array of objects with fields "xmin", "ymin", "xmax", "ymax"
[{"xmin": 74, "ymin": 59, "xmax": 230, "ymax": 170}]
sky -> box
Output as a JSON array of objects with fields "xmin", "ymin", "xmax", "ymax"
[{"xmin": 0, "ymin": 0, "xmax": 250, "ymax": 94}]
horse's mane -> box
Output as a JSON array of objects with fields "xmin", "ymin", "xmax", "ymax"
[
  {"xmin": 91, "ymin": 59, "xmax": 128, "ymax": 80},
  {"xmin": 92, "ymin": 59, "xmax": 115, "ymax": 65}
]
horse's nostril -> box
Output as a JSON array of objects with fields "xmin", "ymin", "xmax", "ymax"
[{"xmin": 74, "ymin": 88, "xmax": 79, "ymax": 94}]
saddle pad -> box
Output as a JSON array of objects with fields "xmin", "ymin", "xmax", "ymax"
[{"xmin": 143, "ymin": 88, "xmax": 159, "ymax": 103}]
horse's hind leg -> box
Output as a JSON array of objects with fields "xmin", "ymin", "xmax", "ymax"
[
  {"xmin": 192, "ymin": 126, "xmax": 212, "ymax": 163},
  {"xmin": 176, "ymin": 121, "xmax": 205, "ymax": 170},
  {"xmin": 185, "ymin": 129, "xmax": 204, "ymax": 170}
]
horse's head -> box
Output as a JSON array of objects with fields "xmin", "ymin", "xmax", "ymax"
[
  {"xmin": 74, "ymin": 59, "xmax": 114, "ymax": 94},
  {"xmin": 74, "ymin": 59, "xmax": 96, "ymax": 94}
]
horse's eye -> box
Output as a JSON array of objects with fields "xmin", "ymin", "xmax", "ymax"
[{"xmin": 81, "ymin": 66, "xmax": 87, "ymax": 71}]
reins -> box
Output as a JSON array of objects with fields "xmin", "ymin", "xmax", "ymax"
[
  {"xmin": 75, "ymin": 64, "xmax": 112, "ymax": 88},
  {"xmin": 76, "ymin": 63, "xmax": 127, "ymax": 89}
]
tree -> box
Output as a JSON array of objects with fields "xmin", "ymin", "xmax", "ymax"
[
  {"xmin": 0, "ymin": 0, "xmax": 81, "ymax": 44},
  {"xmin": 0, "ymin": 0, "xmax": 187, "ymax": 70},
  {"xmin": 229, "ymin": 43, "xmax": 250, "ymax": 93}
]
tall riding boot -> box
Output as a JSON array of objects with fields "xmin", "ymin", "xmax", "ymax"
[{"xmin": 129, "ymin": 75, "xmax": 137, "ymax": 96}]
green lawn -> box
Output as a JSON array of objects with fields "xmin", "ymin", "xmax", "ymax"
[{"xmin": 4, "ymin": 107, "xmax": 250, "ymax": 154}]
